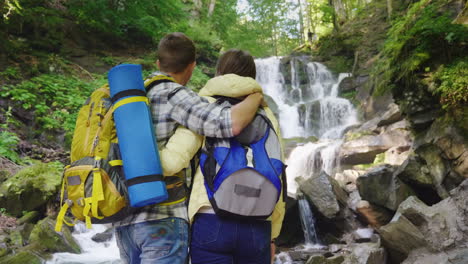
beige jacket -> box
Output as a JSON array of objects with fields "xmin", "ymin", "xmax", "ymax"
[{"xmin": 160, "ymin": 74, "xmax": 286, "ymax": 239}]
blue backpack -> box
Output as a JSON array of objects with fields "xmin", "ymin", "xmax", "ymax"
[{"xmin": 200, "ymin": 97, "xmax": 285, "ymax": 219}]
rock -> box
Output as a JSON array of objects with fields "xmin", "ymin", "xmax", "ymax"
[
  {"xmin": 357, "ymin": 165, "xmax": 416, "ymax": 211},
  {"xmin": 327, "ymin": 255, "xmax": 345, "ymax": 264},
  {"xmin": 383, "ymin": 146, "xmax": 410, "ymax": 166},
  {"xmin": 355, "ymin": 201, "xmax": 393, "ymax": 228},
  {"xmin": 91, "ymin": 228, "xmax": 114, "ymax": 243},
  {"xmin": 408, "ymin": 109, "xmax": 441, "ymax": 131},
  {"xmin": 0, "ymin": 250, "xmax": 43, "ymax": 264},
  {"xmin": 380, "ymin": 180, "xmax": 468, "ymax": 262},
  {"xmin": 427, "ymin": 121, "xmax": 468, "ymax": 178},
  {"xmin": 0, "ymin": 162, "xmax": 62, "ymax": 217},
  {"xmin": 340, "ymin": 129, "xmax": 412, "ymax": 165},
  {"xmin": 28, "ymin": 217, "xmax": 81, "ymax": 255},
  {"xmin": 346, "ymin": 242, "xmax": 387, "ymax": 264},
  {"xmin": 17, "ymin": 211, "xmax": 40, "ymax": 225},
  {"xmin": 376, "ymin": 103, "xmax": 402, "ymax": 127},
  {"xmin": 379, "ymin": 214, "xmax": 427, "ymax": 262},
  {"xmin": 307, "ymin": 255, "xmax": 327, "ymax": 264},
  {"xmin": 352, "ymin": 228, "xmax": 374, "ymax": 242},
  {"xmin": 299, "ymin": 172, "xmax": 343, "ymax": 219}
]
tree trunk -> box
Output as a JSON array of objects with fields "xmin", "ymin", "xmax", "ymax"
[
  {"xmin": 387, "ymin": 0, "xmax": 393, "ymax": 19},
  {"xmin": 192, "ymin": 0, "xmax": 202, "ymax": 18},
  {"xmin": 298, "ymin": 0, "xmax": 305, "ymax": 44},
  {"xmin": 208, "ymin": 0, "xmax": 216, "ymax": 17}
]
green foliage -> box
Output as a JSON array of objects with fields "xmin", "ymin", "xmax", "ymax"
[
  {"xmin": 0, "ymin": 107, "xmax": 21, "ymax": 163},
  {"xmin": 432, "ymin": 60, "xmax": 468, "ymax": 109},
  {"xmin": 1, "ymin": 0, "xmax": 21, "ymax": 20},
  {"xmin": 67, "ymin": 0, "xmax": 188, "ymax": 43},
  {"xmin": 0, "ymin": 73, "xmax": 106, "ymax": 138},
  {"xmin": 187, "ymin": 66, "xmax": 210, "ymax": 93},
  {"xmin": 373, "ymin": 0, "xmax": 468, "ymax": 95},
  {"xmin": 0, "ymin": 66, "xmax": 21, "ymax": 81}
]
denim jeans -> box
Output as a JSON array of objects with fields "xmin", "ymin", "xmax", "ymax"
[
  {"xmin": 190, "ymin": 213, "xmax": 271, "ymax": 264},
  {"xmin": 115, "ymin": 217, "xmax": 188, "ymax": 264}
]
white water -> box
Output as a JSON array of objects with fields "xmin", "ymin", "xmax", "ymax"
[
  {"xmin": 298, "ymin": 196, "xmax": 320, "ymax": 245},
  {"xmin": 48, "ymin": 223, "xmax": 121, "ymax": 264},
  {"xmin": 256, "ymin": 56, "xmax": 359, "ymax": 262},
  {"xmin": 255, "ymin": 57, "xmax": 358, "ymax": 196}
]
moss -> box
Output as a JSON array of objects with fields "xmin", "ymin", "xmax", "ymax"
[
  {"xmin": 28, "ymin": 217, "xmax": 81, "ymax": 255},
  {"xmin": 0, "ymin": 251, "xmax": 42, "ymax": 264},
  {"xmin": 354, "ymin": 152, "xmax": 386, "ymax": 170},
  {"xmin": 344, "ymin": 130, "xmax": 376, "ymax": 141},
  {"xmin": 0, "ymin": 161, "xmax": 62, "ymax": 216}
]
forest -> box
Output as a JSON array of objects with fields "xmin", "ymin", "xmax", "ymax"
[{"xmin": 0, "ymin": 0, "xmax": 467, "ymax": 263}]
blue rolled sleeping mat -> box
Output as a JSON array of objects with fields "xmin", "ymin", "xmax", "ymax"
[{"xmin": 108, "ymin": 64, "xmax": 168, "ymax": 207}]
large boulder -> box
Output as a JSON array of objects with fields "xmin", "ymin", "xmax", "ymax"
[
  {"xmin": 340, "ymin": 128, "xmax": 412, "ymax": 165},
  {"xmin": 357, "ymin": 165, "xmax": 416, "ymax": 211},
  {"xmin": 379, "ymin": 179, "xmax": 468, "ymax": 263},
  {"xmin": 299, "ymin": 172, "xmax": 347, "ymax": 219},
  {"xmin": 28, "ymin": 217, "xmax": 81, "ymax": 257},
  {"xmin": 0, "ymin": 161, "xmax": 62, "ymax": 217},
  {"xmin": 425, "ymin": 119, "xmax": 468, "ymax": 178}
]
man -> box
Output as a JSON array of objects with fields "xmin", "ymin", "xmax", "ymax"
[{"xmin": 113, "ymin": 32, "xmax": 263, "ymax": 264}]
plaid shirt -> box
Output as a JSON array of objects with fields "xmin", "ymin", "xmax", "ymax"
[{"xmin": 114, "ymin": 72, "xmax": 233, "ymax": 226}]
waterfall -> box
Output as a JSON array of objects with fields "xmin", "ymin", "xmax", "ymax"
[
  {"xmin": 48, "ymin": 223, "xmax": 121, "ymax": 264},
  {"xmin": 255, "ymin": 56, "xmax": 358, "ymax": 196},
  {"xmin": 298, "ymin": 195, "xmax": 320, "ymax": 245}
]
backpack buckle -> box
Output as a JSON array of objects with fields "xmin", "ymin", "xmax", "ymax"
[{"xmin": 94, "ymin": 158, "xmax": 102, "ymax": 168}]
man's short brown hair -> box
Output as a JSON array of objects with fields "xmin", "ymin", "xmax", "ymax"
[{"xmin": 157, "ymin": 32, "xmax": 196, "ymax": 73}]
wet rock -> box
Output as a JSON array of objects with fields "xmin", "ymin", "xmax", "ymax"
[
  {"xmin": 357, "ymin": 165, "xmax": 416, "ymax": 211},
  {"xmin": 276, "ymin": 196, "xmax": 304, "ymax": 247},
  {"xmin": 0, "ymin": 250, "xmax": 43, "ymax": 264},
  {"xmin": 376, "ymin": 103, "xmax": 402, "ymax": 127},
  {"xmin": 91, "ymin": 228, "xmax": 114, "ymax": 243},
  {"xmin": 28, "ymin": 217, "xmax": 81, "ymax": 255},
  {"xmin": 299, "ymin": 172, "xmax": 343, "ymax": 219}
]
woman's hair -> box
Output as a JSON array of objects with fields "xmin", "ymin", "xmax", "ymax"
[{"xmin": 216, "ymin": 49, "xmax": 256, "ymax": 79}]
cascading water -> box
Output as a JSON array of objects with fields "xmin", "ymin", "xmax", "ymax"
[
  {"xmin": 297, "ymin": 194, "xmax": 319, "ymax": 245},
  {"xmin": 48, "ymin": 223, "xmax": 121, "ymax": 264},
  {"xmin": 256, "ymin": 57, "xmax": 359, "ymax": 263},
  {"xmin": 256, "ymin": 56, "xmax": 358, "ymax": 197}
]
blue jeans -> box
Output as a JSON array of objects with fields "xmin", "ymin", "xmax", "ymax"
[
  {"xmin": 115, "ymin": 218, "xmax": 188, "ymax": 264},
  {"xmin": 190, "ymin": 213, "xmax": 271, "ymax": 264}
]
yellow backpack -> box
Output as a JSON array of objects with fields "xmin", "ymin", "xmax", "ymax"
[{"xmin": 55, "ymin": 75, "xmax": 175, "ymax": 232}]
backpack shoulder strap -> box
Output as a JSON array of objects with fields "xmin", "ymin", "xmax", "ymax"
[{"xmin": 145, "ymin": 75, "xmax": 177, "ymax": 93}]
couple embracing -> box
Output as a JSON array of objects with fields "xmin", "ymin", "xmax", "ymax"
[{"xmin": 113, "ymin": 32, "xmax": 286, "ymax": 264}]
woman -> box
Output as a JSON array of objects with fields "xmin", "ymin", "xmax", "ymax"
[{"xmin": 188, "ymin": 49, "xmax": 286, "ymax": 264}]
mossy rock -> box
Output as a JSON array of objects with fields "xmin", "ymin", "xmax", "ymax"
[
  {"xmin": 28, "ymin": 217, "xmax": 81, "ymax": 255},
  {"xmin": 0, "ymin": 250, "xmax": 42, "ymax": 264},
  {"xmin": 18, "ymin": 211, "xmax": 40, "ymax": 225},
  {"xmin": 0, "ymin": 161, "xmax": 62, "ymax": 217}
]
